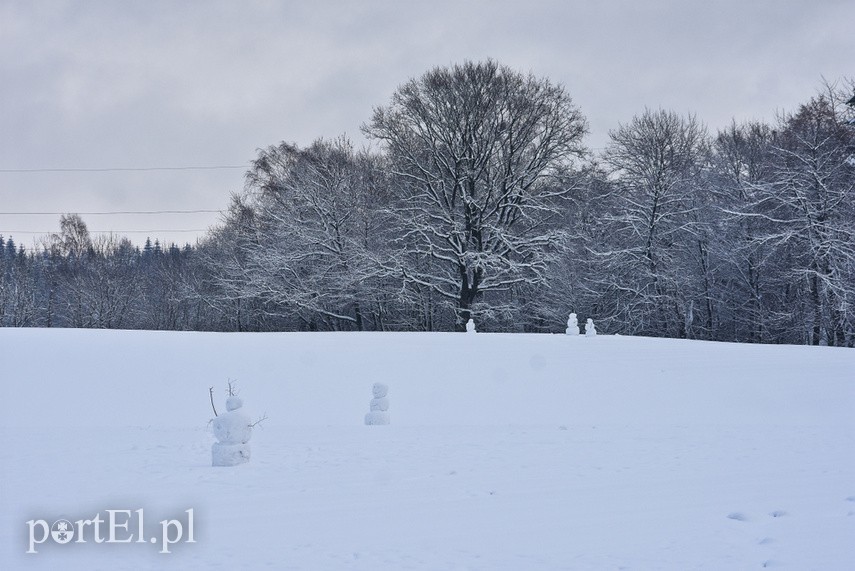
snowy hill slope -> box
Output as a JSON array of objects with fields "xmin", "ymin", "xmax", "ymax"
[{"xmin": 1, "ymin": 329, "xmax": 853, "ymax": 570}]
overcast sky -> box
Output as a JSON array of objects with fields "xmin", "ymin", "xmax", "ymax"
[{"xmin": 1, "ymin": 0, "xmax": 852, "ymax": 248}]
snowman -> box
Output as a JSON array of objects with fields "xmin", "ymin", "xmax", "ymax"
[
  {"xmin": 565, "ymin": 313, "xmax": 580, "ymax": 335},
  {"xmin": 466, "ymin": 318, "xmax": 476, "ymax": 333},
  {"xmin": 585, "ymin": 318, "xmax": 597, "ymax": 337},
  {"xmin": 212, "ymin": 396, "xmax": 252, "ymax": 466},
  {"xmin": 364, "ymin": 383, "xmax": 390, "ymax": 425}
]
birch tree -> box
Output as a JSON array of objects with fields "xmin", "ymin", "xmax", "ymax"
[
  {"xmin": 240, "ymin": 137, "xmax": 393, "ymax": 330},
  {"xmin": 708, "ymin": 121, "xmax": 778, "ymax": 342},
  {"xmin": 599, "ymin": 109, "xmax": 709, "ymax": 337},
  {"xmin": 765, "ymin": 92, "xmax": 855, "ymax": 345}
]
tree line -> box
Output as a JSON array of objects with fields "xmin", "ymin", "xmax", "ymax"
[{"xmin": 2, "ymin": 61, "xmax": 853, "ymax": 345}]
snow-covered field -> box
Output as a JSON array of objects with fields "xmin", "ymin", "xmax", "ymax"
[{"xmin": 1, "ymin": 329, "xmax": 853, "ymax": 570}]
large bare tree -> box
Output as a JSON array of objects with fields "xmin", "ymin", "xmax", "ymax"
[{"xmin": 365, "ymin": 60, "xmax": 587, "ymax": 330}]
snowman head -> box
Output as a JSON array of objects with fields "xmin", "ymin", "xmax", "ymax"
[
  {"xmin": 372, "ymin": 383, "xmax": 388, "ymax": 398},
  {"xmin": 225, "ymin": 396, "xmax": 243, "ymax": 411}
]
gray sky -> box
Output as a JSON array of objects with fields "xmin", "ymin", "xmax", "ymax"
[{"xmin": 1, "ymin": 0, "xmax": 852, "ymax": 248}]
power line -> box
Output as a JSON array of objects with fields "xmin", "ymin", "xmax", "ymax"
[
  {"xmin": 0, "ymin": 229, "xmax": 208, "ymax": 235},
  {"xmin": 0, "ymin": 210, "xmax": 222, "ymax": 216},
  {"xmin": 0, "ymin": 165, "xmax": 246, "ymax": 173}
]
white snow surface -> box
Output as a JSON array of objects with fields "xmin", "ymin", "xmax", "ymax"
[{"xmin": 1, "ymin": 328, "xmax": 853, "ymax": 570}]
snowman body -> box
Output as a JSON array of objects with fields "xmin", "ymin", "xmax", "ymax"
[
  {"xmin": 585, "ymin": 318, "xmax": 597, "ymax": 337},
  {"xmin": 364, "ymin": 383, "xmax": 390, "ymax": 425},
  {"xmin": 212, "ymin": 396, "xmax": 252, "ymax": 466},
  {"xmin": 466, "ymin": 318, "xmax": 476, "ymax": 333},
  {"xmin": 566, "ymin": 313, "xmax": 580, "ymax": 335}
]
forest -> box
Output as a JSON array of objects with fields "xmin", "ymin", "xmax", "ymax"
[{"xmin": 1, "ymin": 61, "xmax": 853, "ymax": 345}]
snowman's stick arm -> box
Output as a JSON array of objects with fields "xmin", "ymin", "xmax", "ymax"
[{"xmin": 209, "ymin": 387, "xmax": 218, "ymax": 417}]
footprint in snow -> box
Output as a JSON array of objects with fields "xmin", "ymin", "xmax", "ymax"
[
  {"xmin": 758, "ymin": 537, "xmax": 775, "ymax": 545},
  {"xmin": 769, "ymin": 510, "xmax": 787, "ymax": 518},
  {"xmin": 727, "ymin": 512, "xmax": 747, "ymax": 521},
  {"xmin": 845, "ymin": 496, "xmax": 855, "ymax": 502}
]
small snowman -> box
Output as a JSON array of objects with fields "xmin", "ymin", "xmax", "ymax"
[
  {"xmin": 364, "ymin": 383, "xmax": 390, "ymax": 425},
  {"xmin": 565, "ymin": 313, "xmax": 580, "ymax": 335},
  {"xmin": 585, "ymin": 318, "xmax": 597, "ymax": 337},
  {"xmin": 466, "ymin": 318, "xmax": 476, "ymax": 333},
  {"xmin": 212, "ymin": 396, "xmax": 252, "ymax": 466}
]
